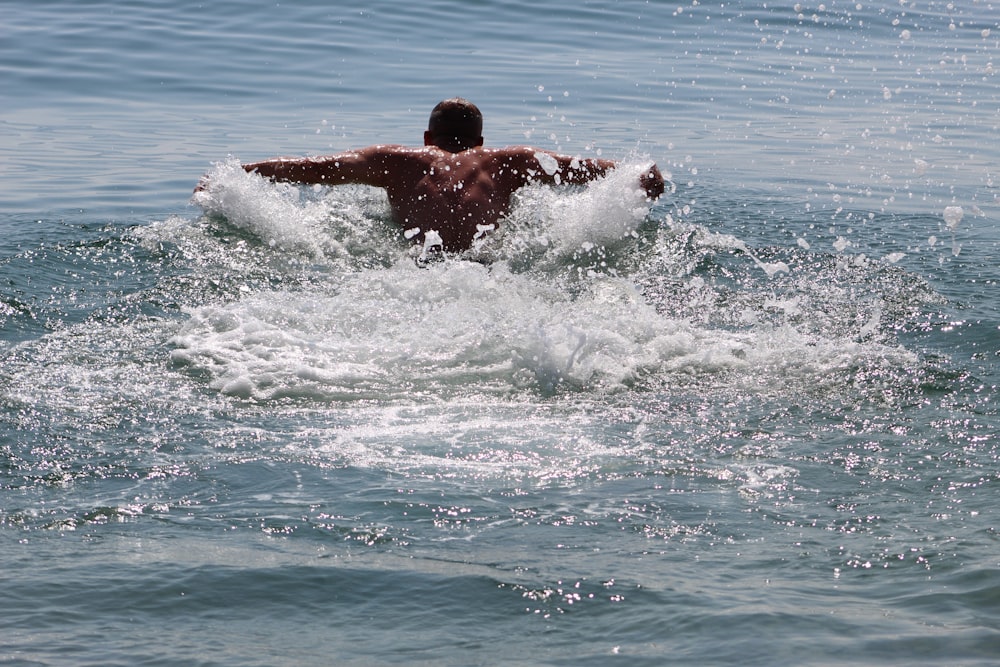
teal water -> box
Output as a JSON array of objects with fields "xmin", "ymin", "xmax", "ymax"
[{"xmin": 3, "ymin": 2, "xmax": 1000, "ymax": 665}]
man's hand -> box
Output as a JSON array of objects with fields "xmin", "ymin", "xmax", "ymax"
[{"xmin": 640, "ymin": 164, "xmax": 666, "ymax": 201}]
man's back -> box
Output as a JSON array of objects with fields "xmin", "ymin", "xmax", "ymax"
[{"xmin": 377, "ymin": 145, "xmax": 543, "ymax": 251}]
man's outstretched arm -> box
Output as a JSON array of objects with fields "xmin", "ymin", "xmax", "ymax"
[
  {"xmin": 242, "ymin": 145, "xmax": 401, "ymax": 187},
  {"xmin": 195, "ymin": 146, "xmax": 400, "ymax": 192},
  {"xmin": 512, "ymin": 148, "xmax": 665, "ymax": 201}
]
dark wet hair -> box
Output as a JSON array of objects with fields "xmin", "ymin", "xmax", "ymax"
[{"xmin": 427, "ymin": 98, "xmax": 483, "ymax": 150}]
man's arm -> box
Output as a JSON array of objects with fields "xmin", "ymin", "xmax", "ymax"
[
  {"xmin": 505, "ymin": 147, "xmax": 665, "ymax": 200},
  {"xmin": 242, "ymin": 145, "xmax": 402, "ymax": 188},
  {"xmin": 194, "ymin": 145, "xmax": 405, "ymax": 193}
]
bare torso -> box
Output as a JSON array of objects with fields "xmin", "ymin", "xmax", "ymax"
[{"xmin": 380, "ymin": 146, "xmax": 529, "ymax": 251}]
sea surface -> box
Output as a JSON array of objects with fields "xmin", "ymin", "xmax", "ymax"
[{"xmin": 3, "ymin": 1, "xmax": 1000, "ymax": 665}]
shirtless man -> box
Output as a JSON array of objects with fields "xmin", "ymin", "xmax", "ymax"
[{"xmin": 222, "ymin": 98, "xmax": 665, "ymax": 252}]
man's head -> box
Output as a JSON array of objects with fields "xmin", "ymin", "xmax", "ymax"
[{"xmin": 425, "ymin": 98, "xmax": 484, "ymax": 152}]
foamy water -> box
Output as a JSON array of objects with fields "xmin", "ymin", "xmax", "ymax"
[{"xmin": 160, "ymin": 161, "xmax": 924, "ymax": 408}]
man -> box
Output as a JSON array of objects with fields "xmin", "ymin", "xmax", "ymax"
[{"xmin": 212, "ymin": 98, "xmax": 665, "ymax": 252}]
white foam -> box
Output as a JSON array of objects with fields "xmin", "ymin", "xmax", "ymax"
[
  {"xmin": 168, "ymin": 246, "xmax": 917, "ymax": 403},
  {"xmin": 190, "ymin": 157, "xmax": 392, "ymax": 262}
]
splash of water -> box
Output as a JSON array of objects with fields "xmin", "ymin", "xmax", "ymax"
[{"xmin": 159, "ymin": 158, "xmax": 930, "ymax": 403}]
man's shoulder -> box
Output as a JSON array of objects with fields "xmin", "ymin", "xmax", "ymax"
[
  {"xmin": 358, "ymin": 143, "xmax": 427, "ymax": 157},
  {"xmin": 477, "ymin": 145, "xmax": 536, "ymax": 156},
  {"xmin": 470, "ymin": 145, "xmax": 542, "ymax": 167},
  {"xmin": 358, "ymin": 144, "xmax": 442, "ymax": 170}
]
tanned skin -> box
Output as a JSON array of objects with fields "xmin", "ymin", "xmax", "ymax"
[{"xmin": 199, "ymin": 98, "xmax": 665, "ymax": 252}]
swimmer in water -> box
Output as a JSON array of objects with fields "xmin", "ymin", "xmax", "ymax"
[{"xmin": 198, "ymin": 97, "xmax": 665, "ymax": 252}]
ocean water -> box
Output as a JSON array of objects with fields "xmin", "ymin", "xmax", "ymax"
[{"xmin": 2, "ymin": 1, "xmax": 999, "ymax": 665}]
